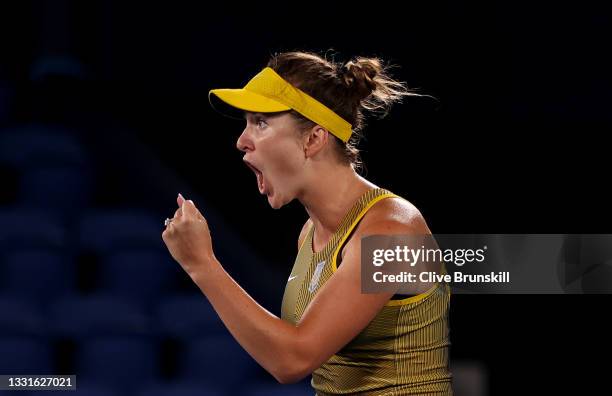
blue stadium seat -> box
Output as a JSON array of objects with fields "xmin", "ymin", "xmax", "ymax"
[
  {"xmin": 98, "ymin": 249, "xmax": 181, "ymax": 308},
  {"xmin": 0, "ymin": 249, "xmax": 76, "ymax": 304},
  {"xmin": 27, "ymin": 381, "xmax": 118, "ymax": 396},
  {"xmin": 0, "ymin": 297, "xmax": 46, "ymax": 336},
  {"xmin": 0, "ymin": 337, "xmax": 54, "ymax": 374},
  {"xmin": 178, "ymin": 335, "xmax": 260, "ymax": 389},
  {"xmin": 155, "ymin": 295, "xmax": 225, "ymax": 338},
  {"xmin": 0, "ymin": 391, "xmax": 32, "ymax": 396},
  {"xmin": 0, "ymin": 124, "xmax": 86, "ymax": 170},
  {"xmin": 48, "ymin": 294, "xmax": 150, "ymax": 338},
  {"xmin": 75, "ymin": 336, "xmax": 157, "ymax": 391},
  {"xmin": 18, "ymin": 166, "xmax": 93, "ymax": 219},
  {"xmin": 0, "ymin": 208, "xmax": 65, "ymax": 251},
  {"xmin": 77, "ymin": 210, "xmax": 164, "ymax": 253},
  {"xmin": 242, "ymin": 380, "xmax": 315, "ymax": 396},
  {"xmin": 135, "ymin": 381, "xmax": 224, "ymax": 396}
]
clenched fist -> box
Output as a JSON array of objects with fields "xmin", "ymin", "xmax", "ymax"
[{"xmin": 162, "ymin": 193, "xmax": 216, "ymax": 278}]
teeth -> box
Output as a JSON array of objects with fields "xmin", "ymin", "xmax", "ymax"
[{"xmin": 256, "ymin": 171, "xmax": 264, "ymax": 193}]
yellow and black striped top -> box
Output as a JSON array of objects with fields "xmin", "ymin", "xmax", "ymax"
[{"xmin": 281, "ymin": 188, "xmax": 452, "ymax": 395}]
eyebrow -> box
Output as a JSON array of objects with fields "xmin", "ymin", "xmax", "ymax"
[{"xmin": 244, "ymin": 112, "xmax": 267, "ymax": 120}]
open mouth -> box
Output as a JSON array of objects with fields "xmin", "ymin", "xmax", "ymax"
[{"xmin": 243, "ymin": 159, "xmax": 267, "ymax": 194}]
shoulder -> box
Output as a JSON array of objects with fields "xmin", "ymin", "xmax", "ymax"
[
  {"xmin": 356, "ymin": 195, "xmax": 430, "ymax": 238},
  {"xmin": 297, "ymin": 218, "xmax": 313, "ymax": 251},
  {"xmin": 360, "ymin": 197, "xmax": 430, "ymax": 234},
  {"xmin": 339, "ymin": 196, "xmax": 430, "ymax": 260}
]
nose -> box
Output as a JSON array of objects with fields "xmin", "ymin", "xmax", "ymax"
[{"xmin": 236, "ymin": 127, "xmax": 254, "ymax": 153}]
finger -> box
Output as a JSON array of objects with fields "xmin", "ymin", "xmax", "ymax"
[
  {"xmin": 181, "ymin": 199, "xmax": 196, "ymax": 218},
  {"xmin": 174, "ymin": 207, "xmax": 181, "ymax": 219},
  {"xmin": 167, "ymin": 218, "xmax": 175, "ymax": 228},
  {"xmin": 197, "ymin": 211, "xmax": 205, "ymax": 221},
  {"xmin": 161, "ymin": 227, "xmax": 170, "ymax": 242},
  {"xmin": 177, "ymin": 193, "xmax": 185, "ymax": 207}
]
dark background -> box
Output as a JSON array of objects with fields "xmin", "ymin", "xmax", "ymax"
[{"xmin": 0, "ymin": 1, "xmax": 610, "ymax": 395}]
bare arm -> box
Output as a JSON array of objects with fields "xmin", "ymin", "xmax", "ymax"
[
  {"xmin": 188, "ymin": 201, "xmax": 429, "ymax": 383},
  {"xmin": 189, "ymin": 262, "xmax": 302, "ymax": 383}
]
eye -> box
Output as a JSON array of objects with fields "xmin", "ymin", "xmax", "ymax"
[{"xmin": 256, "ymin": 118, "xmax": 268, "ymax": 129}]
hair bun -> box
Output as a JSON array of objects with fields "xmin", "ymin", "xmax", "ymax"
[
  {"xmin": 340, "ymin": 58, "xmax": 382, "ymax": 100},
  {"xmin": 268, "ymin": 50, "xmax": 417, "ymax": 137}
]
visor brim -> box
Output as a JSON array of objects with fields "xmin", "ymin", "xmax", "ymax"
[{"xmin": 208, "ymin": 89, "xmax": 292, "ymax": 119}]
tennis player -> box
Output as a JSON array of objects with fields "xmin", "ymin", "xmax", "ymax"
[{"xmin": 162, "ymin": 51, "xmax": 452, "ymax": 395}]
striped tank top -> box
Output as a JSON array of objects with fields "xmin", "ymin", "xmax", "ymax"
[{"xmin": 281, "ymin": 188, "xmax": 453, "ymax": 395}]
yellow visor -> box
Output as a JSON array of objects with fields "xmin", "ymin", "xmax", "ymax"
[{"xmin": 209, "ymin": 67, "xmax": 353, "ymax": 142}]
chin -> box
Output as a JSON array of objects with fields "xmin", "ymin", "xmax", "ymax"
[
  {"xmin": 267, "ymin": 192, "xmax": 288, "ymax": 210},
  {"xmin": 268, "ymin": 196, "xmax": 282, "ymax": 210}
]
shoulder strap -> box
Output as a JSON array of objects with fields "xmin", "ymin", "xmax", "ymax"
[{"xmin": 329, "ymin": 188, "xmax": 399, "ymax": 272}]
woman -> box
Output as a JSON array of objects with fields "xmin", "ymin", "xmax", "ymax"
[{"xmin": 162, "ymin": 51, "xmax": 452, "ymax": 395}]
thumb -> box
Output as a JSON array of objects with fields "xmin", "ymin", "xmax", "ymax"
[{"xmin": 181, "ymin": 199, "xmax": 196, "ymax": 218}]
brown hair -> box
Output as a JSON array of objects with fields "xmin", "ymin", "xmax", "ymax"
[{"xmin": 267, "ymin": 50, "xmax": 422, "ymax": 171}]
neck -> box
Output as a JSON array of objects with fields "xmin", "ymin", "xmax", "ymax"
[{"xmin": 298, "ymin": 163, "xmax": 377, "ymax": 238}]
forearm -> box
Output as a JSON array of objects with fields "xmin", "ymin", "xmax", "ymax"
[{"xmin": 188, "ymin": 257, "xmax": 307, "ymax": 383}]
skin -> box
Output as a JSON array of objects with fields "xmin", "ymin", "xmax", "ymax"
[{"xmin": 162, "ymin": 111, "xmax": 433, "ymax": 384}]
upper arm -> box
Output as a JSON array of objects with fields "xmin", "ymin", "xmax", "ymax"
[
  {"xmin": 291, "ymin": 201, "xmax": 431, "ymax": 380},
  {"xmin": 297, "ymin": 218, "xmax": 312, "ymax": 251}
]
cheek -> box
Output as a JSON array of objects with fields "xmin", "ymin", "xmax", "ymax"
[{"xmin": 266, "ymin": 140, "xmax": 304, "ymax": 179}]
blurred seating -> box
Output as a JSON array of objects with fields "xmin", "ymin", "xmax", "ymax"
[
  {"xmin": 27, "ymin": 381, "xmax": 117, "ymax": 396},
  {"xmin": 135, "ymin": 381, "xmax": 224, "ymax": 396},
  {"xmin": 74, "ymin": 336, "xmax": 157, "ymax": 391},
  {"xmin": 155, "ymin": 295, "xmax": 225, "ymax": 338},
  {"xmin": 98, "ymin": 249, "xmax": 181, "ymax": 309},
  {"xmin": 18, "ymin": 165, "xmax": 93, "ymax": 220},
  {"xmin": 242, "ymin": 380, "xmax": 314, "ymax": 396},
  {"xmin": 48, "ymin": 293, "xmax": 150, "ymax": 338},
  {"xmin": 0, "ymin": 391, "xmax": 32, "ymax": 396},
  {"xmin": 0, "ymin": 208, "xmax": 65, "ymax": 251},
  {"xmin": 0, "ymin": 336, "xmax": 54, "ymax": 374},
  {"xmin": 177, "ymin": 335, "xmax": 261, "ymax": 392},
  {"xmin": 0, "ymin": 297, "xmax": 46, "ymax": 336},
  {"xmin": 77, "ymin": 209, "xmax": 163, "ymax": 254},
  {"xmin": 0, "ymin": 249, "xmax": 76, "ymax": 305},
  {"xmin": 0, "ymin": 124, "xmax": 86, "ymax": 170}
]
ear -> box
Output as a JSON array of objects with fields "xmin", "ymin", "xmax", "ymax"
[{"xmin": 303, "ymin": 125, "xmax": 329, "ymax": 158}]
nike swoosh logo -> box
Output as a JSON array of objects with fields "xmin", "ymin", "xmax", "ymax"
[{"xmin": 288, "ymin": 275, "xmax": 298, "ymax": 281}]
